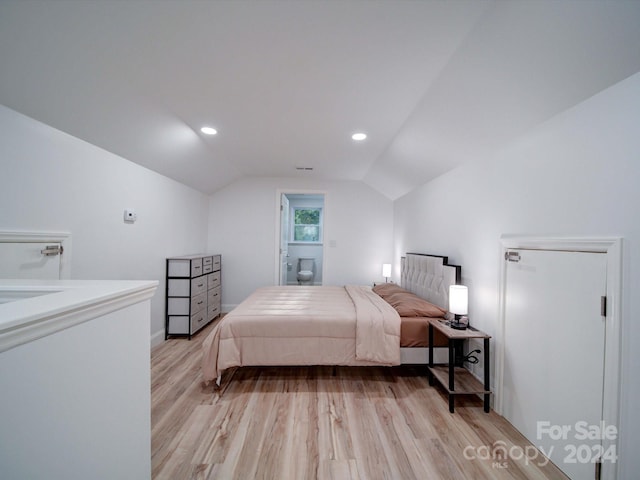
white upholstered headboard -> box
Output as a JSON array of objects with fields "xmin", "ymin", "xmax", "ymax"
[{"xmin": 400, "ymin": 253, "xmax": 461, "ymax": 311}]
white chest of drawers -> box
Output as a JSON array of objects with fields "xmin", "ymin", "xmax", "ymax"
[{"xmin": 165, "ymin": 254, "xmax": 222, "ymax": 339}]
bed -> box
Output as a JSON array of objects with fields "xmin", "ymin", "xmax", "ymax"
[{"xmin": 201, "ymin": 253, "xmax": 460, "ymax": 383}]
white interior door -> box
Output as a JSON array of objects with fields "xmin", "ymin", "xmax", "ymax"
[
  {"xmin": 0, "ymin": 242, "xmax": 63, "ymax": 279},
  {"xmin": 503, "ymin": 249, "xmax": 607, "ymax": 480},
  {"xmin": 279, "ymin": 194, "xmax": 290, "ymax": 285}
]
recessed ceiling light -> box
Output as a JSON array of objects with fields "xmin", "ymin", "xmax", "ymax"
[
  {"xmin": 200, "ymin": 126, "xmax": 217, "ymax": 135},
  {"xmin": 352, "ymin": 132, "xmax": 367, "ymax": 141}
]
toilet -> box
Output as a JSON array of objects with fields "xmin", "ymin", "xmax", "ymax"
[{"xmin": 296, "ymin": 257, "xmax": 315, "ymax": 285}]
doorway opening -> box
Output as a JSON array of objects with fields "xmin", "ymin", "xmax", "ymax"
[{"xmin": 276, "ymin": 191, "xmax": 325, "ymax": 286}]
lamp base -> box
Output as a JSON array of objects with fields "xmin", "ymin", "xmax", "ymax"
[
  {"xmin": 449, "ymin": 322, "xmax": 468, "ymax": 330},
  {"xmin": 449, "ymin": 316, "xmax": 468, "ymax": 330}
]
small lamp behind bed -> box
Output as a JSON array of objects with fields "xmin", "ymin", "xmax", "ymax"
[
  {"xmin": 449, "ymin": 285, "xmax": 469, "ymax": 330},
  {"xmin": 382, "ymin": 263, "xmax": 392, "ymax": 283}
]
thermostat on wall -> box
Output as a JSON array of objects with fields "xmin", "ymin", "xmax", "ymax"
[{"xmin": 124, "ymin": 209, "xmax": 137, "ymax": 223}]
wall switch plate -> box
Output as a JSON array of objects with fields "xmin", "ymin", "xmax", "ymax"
[{"xmin": 124, "ymin": 209, "xmax": 137, "ymax": 223}]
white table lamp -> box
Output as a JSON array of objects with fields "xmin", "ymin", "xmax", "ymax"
[
  {"xmin": 449, "ymin": 285, "xmax": 469, "ymax": 330},
  {"xmin": 382, "ymin": 263, "xmax": 392, "ymax": 283}
]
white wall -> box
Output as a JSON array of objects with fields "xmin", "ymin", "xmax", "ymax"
[
  {"xmin": 393, "ymin": 72, "xmax": 640, "ymax": 477},
  {"xmin": 207, "ymin": 176, "xmax": 394, "ymax": 307},
  {"xmin": 0, "ymin": 105, "xmax": 210, "ymax": 345}
]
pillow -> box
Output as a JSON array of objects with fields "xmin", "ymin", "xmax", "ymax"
[
  {"xmin": 372, "ymin": 283, "xmax": 409, "ymax": 298},
  {"xmin": 384, "ymin": 292, "xmax": 447, "ymax": 318}
]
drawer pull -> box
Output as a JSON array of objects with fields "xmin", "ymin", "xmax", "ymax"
[{"xmin": 197, "ymin": 301, "xmax": 203, "ymax": 305}]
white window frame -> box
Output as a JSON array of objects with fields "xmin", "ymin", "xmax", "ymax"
[{"xmin": 290, "ymin": 207, "xmax": 323, "ymax": 244}]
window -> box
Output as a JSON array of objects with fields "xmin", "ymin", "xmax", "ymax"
[{"xmin": 292, "ymin": 207, "xmax": 322, "ymax": 243}]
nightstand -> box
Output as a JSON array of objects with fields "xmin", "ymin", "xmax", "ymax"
[{"xmin": 427, "ymin": 319, "xmax": 491, "ymax": 413}]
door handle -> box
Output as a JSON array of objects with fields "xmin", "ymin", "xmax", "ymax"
[{"xmin": 41, "ymin": 245, "xmax": 63, "ymax": 256}]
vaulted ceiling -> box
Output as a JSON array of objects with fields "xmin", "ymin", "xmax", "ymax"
[{"xmin": 1, "ymin": 0, "xmax": 639, "ymax": 199}]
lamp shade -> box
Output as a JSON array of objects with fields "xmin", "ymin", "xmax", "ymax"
[
  {"xmin": 382, "ymin": 263, "xmax": 392, "ymax": 278},
  {"xmin": 449, "ymin": 285, "xmax": 468, "ymax": 315}
]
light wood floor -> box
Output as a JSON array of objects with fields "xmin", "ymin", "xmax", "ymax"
[{"xmin": 151, "ymin": 319, "xmax": 567, "ymax": 480}]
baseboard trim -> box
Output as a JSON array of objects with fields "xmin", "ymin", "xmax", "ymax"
[{"xmin": 150, "ymin": 329, "xmax": 165, "ymax": 349}]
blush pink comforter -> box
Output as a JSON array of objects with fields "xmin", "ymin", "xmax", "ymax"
[{"xmin": 201, "ymin": 285, "xmax": 400, "ymax": 382}]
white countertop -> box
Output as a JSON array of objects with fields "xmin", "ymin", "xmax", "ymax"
[{"xmin": 0, "ymin": 279, "xmax": 158, "ymax": 353}]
